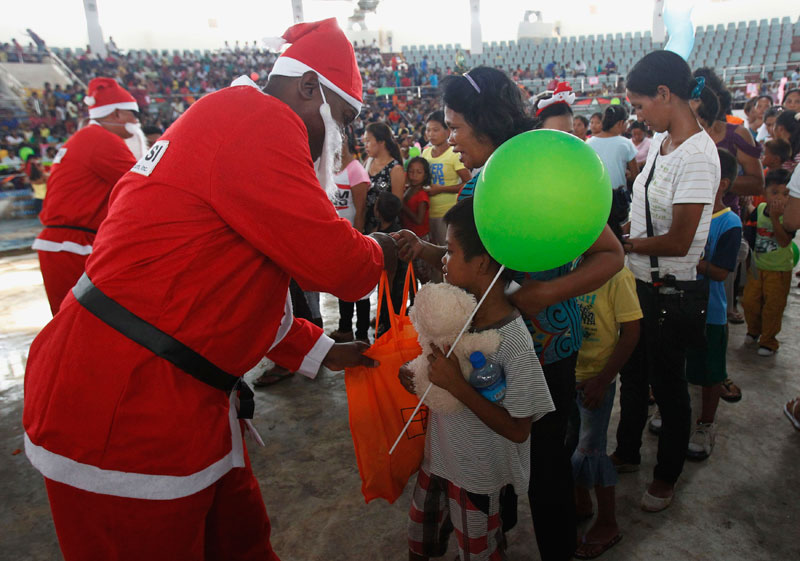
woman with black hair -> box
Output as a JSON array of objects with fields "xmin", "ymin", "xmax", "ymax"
[
  {"xmin": 691, "ymin": 67, "xmax": 762, "ymax": 338},
  {"xmin": 630, "ymin": 121, "xmax": 651, "ymax": 170},
  {"xmin": 589, "ymin": 112, "xmax": 603, "ymax": 137},
  {"xmin": 364, "ymin": 122, "xmax": 405, "ymax": 233},
  {"xmin": 774, "ymin": 110, "xmax": 800, "ymax": 172},
  {"xmin": 783, "ymin": 88, "xmax": 800, "ymax": 112},
  {"xmin": 692, "ymin": 68, "xmax": 764, "ymax": 201},
  {"xmin": 573, "ymin": 115, "xmax": 589, "ymax": 141},
  {"xmin": 395, "ymin": 67, "xmax": 624, "ymax": 561},
  {"xmin": 612, "ymin": 50, "xmax": 721, "ymax": 513},
  {"xmin": 587, "ymin": 105, "xmax": 638, "ymax": 218}
]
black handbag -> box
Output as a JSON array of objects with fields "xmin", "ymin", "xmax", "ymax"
[{"xmin": 642, "ymin": 151, "xmax": 709, "ymax": 349}]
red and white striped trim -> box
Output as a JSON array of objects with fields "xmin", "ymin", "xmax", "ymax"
[
  {"xmin": 32, "ymin": 238, "xmax": 93, "ymax": 256},
  {"xmin": 25, "ymin": 392, "xmax": 244, "ymax": 500}
]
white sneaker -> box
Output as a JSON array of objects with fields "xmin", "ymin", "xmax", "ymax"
[
  {"xmin": 687, "ymin": 422, "xmax": 716, "ymax": 460},
  {"xmin": 648, "ymin": 409, "xmax": 662, "ymax": 435},
  {"xmin": 757, "ymin": 346, "xmax": 776, "ymax": 357},
  {"xmin": 744, "ymin": 333, "xmax": 759, "ymax": 347}
]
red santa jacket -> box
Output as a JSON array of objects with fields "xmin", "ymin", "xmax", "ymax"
[
  {"xmin": 23, "ymin": 85, "xmax": 383, "ymax": 500},
  {"xmin": 33, "ymin": 123, "xmax": 136, "ymax": 255}
]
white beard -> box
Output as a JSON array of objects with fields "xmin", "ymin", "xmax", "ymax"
[
  {"xmin": 124, "ymin": 123, "xmax": 149, "ymax": 160},
  {"xmin": 315, "ymin": 101, "xmax": 343, "ymax": 198}
]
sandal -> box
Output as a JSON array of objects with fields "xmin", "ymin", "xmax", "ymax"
[
  {"xmin": 720, "ymin": 379, "xmax": 742, "ymax": 403},
  {"xmin": 574, "ymin": 533, "xmax": 622, "ymax": 559},
  {"xmin": 253, "ymin": 366, "xmax": 294, "ymax": 388},
  {"xmin": 784, "ymin": 398, "xmax": 800, "ymax": 431}
]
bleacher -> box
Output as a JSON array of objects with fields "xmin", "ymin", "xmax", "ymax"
[{"xmin": 401, "ymin": 16, "xmax": 800, "ymax": 90}]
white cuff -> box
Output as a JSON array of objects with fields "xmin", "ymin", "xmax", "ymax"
[{"xmin": 297, "ymin": 333, "xmax": 335, "ymax": 379}]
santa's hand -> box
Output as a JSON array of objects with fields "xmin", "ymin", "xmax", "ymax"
[
  {"xmin": 398, "ymin": 364, "xmax": 416, "ymax": 395},
  {"xmin": 391, "ymin": 229, "xmax": 422, "ymax": 262},
  {"xmin": 369, "ymin": 232, "xmax": 398, "ymax": 280},
  {"xmin": 427, "ymin": 344, "xmax": 465, "ymax": 393},
  {"xmin": 323, "ymin": 341, "xmax": 376, "ymax": 371}
]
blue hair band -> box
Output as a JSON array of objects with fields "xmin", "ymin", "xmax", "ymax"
[{"xmin": 691, "ymin": 76, "xmax": 705, "ymax": 100}]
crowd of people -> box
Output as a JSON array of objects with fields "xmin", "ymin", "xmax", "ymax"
[{"xmin": 7, "ymin": 16, "xmax": 800, "ymax": 561}]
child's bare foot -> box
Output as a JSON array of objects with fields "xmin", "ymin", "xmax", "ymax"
[{"xmin": 574, "ymin": 486, "xmax": 593, "ymax": 521}]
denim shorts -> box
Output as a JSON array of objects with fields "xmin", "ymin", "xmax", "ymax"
[{"xmin": 570, "ymin": 379, "xmax": 618, "ymax": 488}]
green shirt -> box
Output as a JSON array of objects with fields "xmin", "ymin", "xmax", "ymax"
[{"xmin": 753, "ymin": 203, "xmax": 795, "ymax": 271}]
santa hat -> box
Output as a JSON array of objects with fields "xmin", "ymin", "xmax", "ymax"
[
  {"xmin": 83, "ymin": 77, "xmax": 138, "ymax": 119},
  {"xmin": 535, "ymin": 82, "xmax": 576, "ymax": 116},
  {"xmin": 267, "ymin": 18, "xmax": 362, "ymax": 113}
]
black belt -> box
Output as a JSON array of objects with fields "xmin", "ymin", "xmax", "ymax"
[
  {"xmin": 72, "ymin": 273, "xmax": 254, "ymax": 419},
  {"xmin": 45, "ymin": 225, "xmax": 98, "ymax": 234}
]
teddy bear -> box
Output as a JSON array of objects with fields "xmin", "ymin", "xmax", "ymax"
[{"xmin": 406, "ymin": 282, "xmax": 502, "ymax": 413}]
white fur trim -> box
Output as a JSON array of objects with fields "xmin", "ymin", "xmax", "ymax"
[
  {"xmin": 230, "ymin": 75, "xmax": 260, "ymax": 89},
  {"xmin": 83, "ymin": 95, "xmax": 96, "ymax": 106},
  {"xmin": 298, "ymin": 333, "xmax": 334, "ymax": 378},
  {"xmin": 88, "ymin": 101, "xmax": 140, "ymax": 119},
  {"xmin": 25, "ymin": 391, "xmax": 245, "ymax": 500},
  {"xmin": 261, "ymin": 36, "xmax": 287, "ymax": 52},
  {"xmin": 269, "ymin": 56, "xmax": 362, "ymax": 113},
  {"xmin": 267, "ymin": 290, "xmax": 295, "ymax": 353},
  {"xmin": 32, "ymin": 238, "xmax": 92, "ymax": 255}
]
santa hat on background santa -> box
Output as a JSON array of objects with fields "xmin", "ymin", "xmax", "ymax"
[
  {"xmin": 83, "ymin": 77, "xmax": 139, "ymax": 119},
  {"xmin": 267, "ymin": 18, "xmax": 363, "ymax": 113},
  {"xmin": 535, "ymin": 82, "xmax": 576, "ymax": 116}
]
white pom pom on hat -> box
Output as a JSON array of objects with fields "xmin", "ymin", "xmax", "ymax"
[{"xmin": 84, "ymin": 96, "xmax": 96, "ymax": 106}]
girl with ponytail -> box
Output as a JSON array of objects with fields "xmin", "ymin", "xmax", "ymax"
[
  {"xmin": 613, "ymin": 50, "xmax": 722, "ymax": 514},
  {"xmin": 586, "ymin": 104, "xmax": 638, "ymax": 208}
]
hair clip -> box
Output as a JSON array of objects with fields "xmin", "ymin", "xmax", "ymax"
[
  {"xmin": 463, "ymin": 72, "xmax": 481, "ymax": 94},
  {"xmin": 691, "ymin": 76, "xmax": 705, "ymax": 100}
]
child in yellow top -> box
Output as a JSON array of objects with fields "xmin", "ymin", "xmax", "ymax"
[{"xmin": 568, "ymin": 218, "xmax": 642, "ymax": 559}]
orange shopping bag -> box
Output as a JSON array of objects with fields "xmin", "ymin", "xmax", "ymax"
[{"xmin": 345, "ymin": 263, "xmax": 427, "ymax": 504}]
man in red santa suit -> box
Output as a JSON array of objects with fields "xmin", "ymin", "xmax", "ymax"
[
  {"xmin": 33, "ymin": 77, "xmax": 140, "ymax": 315},
  {"xmin": 24, "ymin": 19, "xmax": 395, "ymax": 561}
]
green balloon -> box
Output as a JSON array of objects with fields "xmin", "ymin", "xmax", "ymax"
[
  {"xmin": 408, "ymin": 146, "xmax": 421, "ymax": 159},
  {"xmin": 610, "ymin": 97, "xmax": 621, "ymax": 105},
  {"xmin": 19, "ymin": 146, "xmax": 34, "ymax": 162},
  {"xmin": 474, "ymin": 130, "xmax": 612, "ymax": 272},
  {"xmin": 792, "ymin": 241, "xmax": 799, "ymax": 268}
]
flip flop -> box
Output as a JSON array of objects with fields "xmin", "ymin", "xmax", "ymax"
[
  {"xmin": 574, "ymin": 533, "xmax": 622, "ymax": 560},
  {"xmin": 784, "ymin": 398, "xmax": 800, "ymax": 431},
  {"xmin": 720, "ymin": 379, "xmax": 742, "ymax": 403},
  {"xmin": 253, "ymin": 368, "xmax": 294, "ymax": 388}
]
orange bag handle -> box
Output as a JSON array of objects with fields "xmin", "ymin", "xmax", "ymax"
[
  {"xmin": 399, "ymin": 262, "xmax": 417, "ymax": 316},
  {"xmin": 375, "ymin": 270, "xmax": 399, "ymax": 335}
]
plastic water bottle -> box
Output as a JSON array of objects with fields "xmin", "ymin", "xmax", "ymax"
[{"xmin": 468, "ymin": 351, "xmax": 506, "ymax": 403}]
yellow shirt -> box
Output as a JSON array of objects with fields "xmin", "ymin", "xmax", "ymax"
[
  {"xmin": 575, "ymin": 267, "xmax": 643, "ymax": 382},
  {"xmin": 422, "ymin": 145, "xmax": 466, "ymax": 218}
]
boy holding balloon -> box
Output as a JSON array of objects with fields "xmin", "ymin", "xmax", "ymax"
[{"xmin": 399, "ymin": 197, "xmax": 554, "ymax": 561}]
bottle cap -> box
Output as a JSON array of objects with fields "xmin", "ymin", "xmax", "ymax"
[{"xmin": 469, "ymin": 351, "xmax": 486, "ymax": 369}]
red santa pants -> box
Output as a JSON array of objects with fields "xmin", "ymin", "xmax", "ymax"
[
  {"xmin": 44, "ymin": 459, "xmax": 279, "ymax": 561},
  {"xmin": 37, "ymin": 250, "xmax": 88, "ymax": 316}
]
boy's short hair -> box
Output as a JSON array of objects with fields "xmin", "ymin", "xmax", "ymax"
[
  {"xmin": 443, "ymin": 197, "xmax": 513, "ymax": 281},
  {"xmin": 765, "ymin": 168, "xmax": 792, "ymax": 189},
  {"xmin": 717, "ymin": 148, "xmax": 738, "ymax": 187},
  {"xmin": 376, "ymin": 192, "xmax": 402, "ymax": 223},
  {"xmin": 764, "ymin": 138, "xmax": 791, "ymax": 163}
]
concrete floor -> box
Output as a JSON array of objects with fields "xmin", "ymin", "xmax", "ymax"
[{"xmin": 1, "ymin": 252, "xmax": 799, "ymax": 561}]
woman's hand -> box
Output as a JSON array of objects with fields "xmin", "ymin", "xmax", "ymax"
[{"xmin": 391, "ymin": 229, "xmax": 423, "ymax": 261}]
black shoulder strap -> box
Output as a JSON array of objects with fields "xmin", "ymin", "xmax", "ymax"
[{"xmin": 643, "ymin": 148, "xmax": 660, "ymax": 284}]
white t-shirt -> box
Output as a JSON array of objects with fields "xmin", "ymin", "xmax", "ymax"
[
  {"xmin": 331, "ymin": 159, "xmax": 370, "ymax": 226},
  {"xmin": 422, "ymin": 315, "xmax": 554, "ymax": 495},
  {"xmin": 627, "ymin": 131, "xmax": 720, "ymax": 282},
  {"xmin": 788, "ymin": 166, "xmax": 800, "ymax": 199},
  {"xmin": 586, "ymin": 135, "xmax": 637, "ymax": 190}
]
